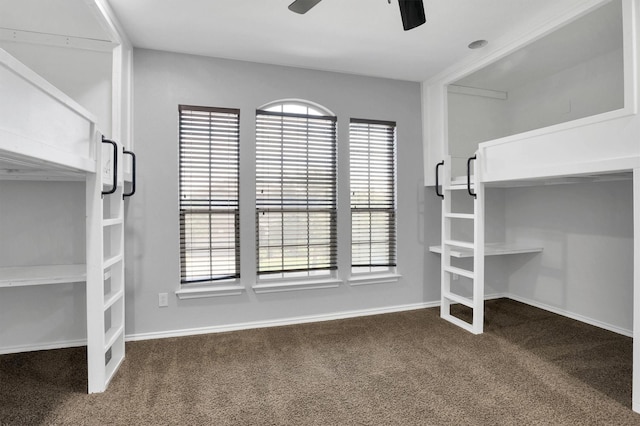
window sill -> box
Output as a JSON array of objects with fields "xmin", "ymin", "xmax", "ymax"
[
  {"xmin": 348, "ymin": 273, "xmax": 402, "ymax": 287},
  {"xmin": 175, "ymin": 284, "xmax": 246, "ymax": 300},
  {"xmin": 253, "ymin": 278, "xmax": 343, "ymax": 294}
]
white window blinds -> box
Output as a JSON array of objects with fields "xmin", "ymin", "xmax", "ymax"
[
  {"xmin": 350, "ymin": 118, "xmax": 397, "ymax": 271},
  {"xmin": 255, "ymin": 108, "xmax": 337, "ymax": 277},
  {"xmin": 179, "ymin": 105, "xmax": 240, "ymax": 283}
]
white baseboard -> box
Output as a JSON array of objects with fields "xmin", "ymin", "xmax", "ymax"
[
  {"xmin": 126, "ymin": 294, "xmax": 507, "ymax": 342},
  {"xmin": 0, "ymin": 293, "xmax": 630, "ymax": 354},
  {"xmin": 507, "ymin": 294, "xmax": 633, "ymax": 337},
  {"xmin": 0, "ymin": 338, "xmax": 86, "ymax": 355},
  {"xmin": 126, "ymin": 301, "xmax": 435, "ymax": 342},
  {"xmin": 485, "ymin": 292, "xmax": 509, "ymax": 300}
]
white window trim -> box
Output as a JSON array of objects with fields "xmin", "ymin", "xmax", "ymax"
[
  {"xmin": 253, "ymin": 277, "xmax": 343, "ymax": 294},
  {"xmin": 176, "ymin": 280, "xmax": 245, "ymax": 300},
  {"xmin": 347, "ymin": 272, "xmax": 402, "ymax": 287}
]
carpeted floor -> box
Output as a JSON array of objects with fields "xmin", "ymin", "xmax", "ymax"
[{"xmin": 1, "ymin": 298, "xmax": 638, "ymax": 425}]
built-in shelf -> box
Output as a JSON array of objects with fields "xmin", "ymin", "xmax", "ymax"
[
  {"xmin": 0, "ymin": 264, "xmax": 86, "ymax": 288},
  {"xmin": 429, "ymin": 242, "xmax": 543, "ymax": 258}
]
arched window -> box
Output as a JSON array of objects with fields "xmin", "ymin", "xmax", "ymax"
[{"xmin": 255, "ymin": 100, "xmax": 337, "ymax": 279}]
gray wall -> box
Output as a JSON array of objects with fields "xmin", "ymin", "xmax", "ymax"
[
  {"xmin": 504, "ymin": 179, "xmax": 634, "ymax": 333},
  {"xmin": 125, "ymin": 48, "xmax": 428, "ymax": 337},
  {"xmin": 506, "ymin": 49, "xmax": 624, "ymax": 136}
]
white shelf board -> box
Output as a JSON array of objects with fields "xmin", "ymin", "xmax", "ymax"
[
  {"xmin": 429, "ymin": 242, "xmax": 543, "ymax": 258},
  {"xmin": 0, "ymin": 264, "xmax": 86, "ymax": 288}
]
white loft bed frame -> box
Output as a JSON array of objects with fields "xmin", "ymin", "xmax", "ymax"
[
  {"xmin": 0, "ymin": 47, "xmax": 126, "ymax": 393},
  {"xmin": 426, "ymin": 0, "xmax": 640, "ymax": 413}
]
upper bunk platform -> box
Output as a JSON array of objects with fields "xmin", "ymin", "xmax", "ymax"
[
  {"xmin": 426, "ymin": 0, "xmax": 640, "ymax": 186},
  {"xmin": 0, "ymin": 48, "xmax": 98, "ymax": 179}
]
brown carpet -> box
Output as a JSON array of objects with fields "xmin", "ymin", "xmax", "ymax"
[{"xmin": 1, "ymin": 298, "xmax": 638, "ymax": 425}]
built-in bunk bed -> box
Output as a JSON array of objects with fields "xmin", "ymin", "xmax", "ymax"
[
  {"xmin": 423, "ymin": 0, "xmax": 640, "ymax": 413},
  {"xmin": 0, "ymin": 47, "xmax": 127, "ymax": 393}
]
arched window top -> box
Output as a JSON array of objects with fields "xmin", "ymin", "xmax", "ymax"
[{"xmin": 258, "ymin": 99, "xmax": 335, "ymax": 117}]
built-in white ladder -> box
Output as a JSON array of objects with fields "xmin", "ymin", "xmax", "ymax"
[
  {"xmin": 437, "ymin": 155, "xmax": 485, "ymax": 334},
  {"xmin": 86, "ymin": 133, "xmax": 125, "ymax": 393}
]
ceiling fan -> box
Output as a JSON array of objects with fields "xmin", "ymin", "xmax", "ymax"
[{"xmin": 288, "ymin": 0, "xmax": 426, "ymax": 31}]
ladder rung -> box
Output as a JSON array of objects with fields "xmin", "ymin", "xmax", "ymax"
[
  {"xmin": 444, "ymin": 213, "xmax": 474, "ymax": 220},
  {"xmin": 104, "ymin": 349, "xmax": 125, "ymax": 387},
  {"xmin": 444, "ymin": 239, "xmax": 474, "ymax": 249},
  {"xmin": 444, "ymin": 265, "xmax": 474, "ymax": 279},
  {"xmin": 103, "ymin": 217, "xmax": 124, "ymax": 228},
  {"xmin": 445, "ymin": 184, "xmax": 471, "ymax": 191},
  {"xmin": 443, "ymin": 291, "xmax": 474, "ymax": 308},
  {"xmin": 441, "ymin": 312, "xmax": 474, "ymax": 333},
  {"xmin": 104, "ymin": 254, "xmax": 123, "ymax": 270},
  {"xmin": 104, "ymin": 325, "xmax": 124, "ymax": 351},
  {"xmin": 104, "ymin": 289, "xmax": 124, "ymax": 311}
]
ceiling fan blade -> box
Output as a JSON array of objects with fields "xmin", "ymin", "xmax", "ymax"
[
  {"xmin": 398, "ymin": 0, "xmax": 426, "ymax": 31},
  {"xmin": 288, "ymin": 0, "xmax": 322, "ymax": 14}
]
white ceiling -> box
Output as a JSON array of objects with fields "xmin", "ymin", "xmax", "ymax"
[{"xmin": 105, "ymin": 0, "xmax": 592, "ymax": 82}]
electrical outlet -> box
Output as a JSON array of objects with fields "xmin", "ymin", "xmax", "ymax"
[
  {"xmin": 452, "ymin": 273, "xmax": 459, "ymax": 281},
  {"xmin": 158, "ymin": 292, "xmax": 169, "ymax": 307}
]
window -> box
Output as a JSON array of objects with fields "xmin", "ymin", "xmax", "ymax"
[
  {"xmin": 350, "ymin": 119, "xmax": 397, "ymax": 274},
  {"xmin": 255, "ymin": 101, "xmax": 337, "ymax": 280},
  {"xmin": 179, "ymin": 105, "xmax": 240, "ymax": 284}
]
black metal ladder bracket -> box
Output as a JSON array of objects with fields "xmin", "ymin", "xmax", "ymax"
[
  {"xmin": 101, "ymin": 136, "xmax": 118, "ymax": 196},
  {"xmin": 123, "ymin": 149, "xmax": 136, "ymax": 198},
  {"xmin": 467, "ymin": 155, "xmax": 477, "ymax": 199},
  {"xmin": 435, "ymin": 160, "xmax": 444, "ymax": 199}
]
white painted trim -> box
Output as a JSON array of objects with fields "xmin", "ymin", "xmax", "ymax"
[
  {"xmin": 0, "ymin": 28, "xmax": 114, "ymax": 52},
  {"xmin": 176, "ymin": 285, "xmax": 245, "ymax": 300},
  {"xmin": 348, "ymin": 273, "xmax": 402, "ymax": 286},
  {"xmin": 88, "ymin": 0, "xmax": 133, "ymax": 48},
  {"xmin": 633, "ymin": 167, "xmax": 640, "ymax": 413},
  {"xmin": 507, "ymin": 294, "xmax": 633, "ymax": 337},
  {"xmin": 485, "ymin": 292, "xmax": 509, "ymax": 301},
  {"xmin": 447, "ymin": 85, "xmax": 507, "ymax": 100},
  {"xmin": 0, "ymin": 129, "xmax": 97, "ymax": 174},
  {"xmin": 253, "ymin": 278, "xmax": 342, "ymax": 294},
  {"xmin": 477, "ymin": 108, "xmax": 634, "ymax": 150},
  {"xmin": 622, "ymin": 0, "xmax": 638, "ymax": 115},
  {"xmin": 126, "ymin": 301, "xmax": 432, "ymax": 342},
  {"xmin": 0, "ymin": 339, "xmax": 86, "ymax": 355},
  {"xmin": 481, "ymin": 155, "xmax": 640, "ymax": 184}
]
